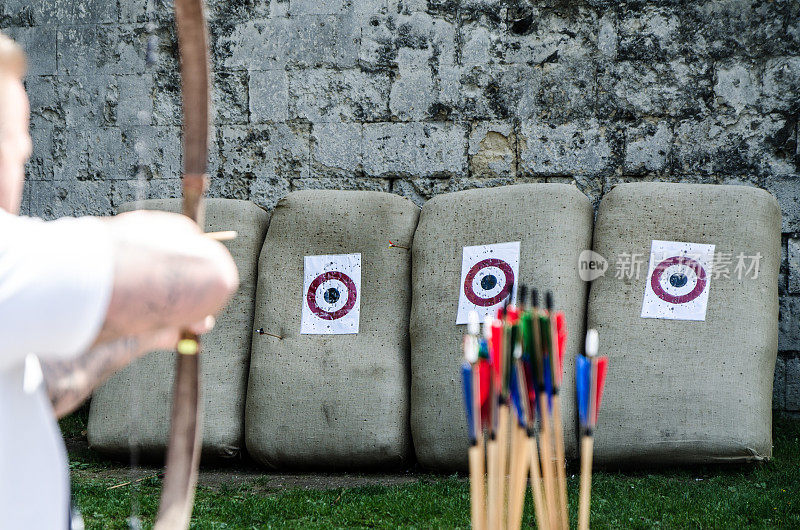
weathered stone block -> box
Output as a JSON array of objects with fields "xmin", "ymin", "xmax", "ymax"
[
  {"xmin": 85, "ymin": 127, "xmax": 134, "ymax": 180},
  {"xmin": 220, "ymin": 16, "xmax": 358, "ymax": 71},
  {"xmin": 598, "ymin": 10, "xmax": 617, "ymax": 58},
  {"xmin": 56, "ymin": 76, "xmax": 118, "ymax": 128},
  {"xmin": 151, "ymin": 71, "xmax": 182, "ymax": 127},
  {"xmin": 292, "ymin": 176, "xmax": 390, "ymax": 192},
  {"xmin": 5, "ymin": 26, "xmax": 56, "ymax": 76},
  {"xmin": 120, "ymin": 125, "xmax": 182, "ymax": 181},
  {"xmin": 459, "ymin": 22, "xmax": 497, "ymax": 70},
  {"xmin": 26, "ymin": 76, "xmax": 64, "ymax": 129},
  {"xmin": 468, "ymin": 121, "xmax": 515, "ymax": 178},
  {"xmin": 26, "ymin": 180, "xmax": 114, "ymax": 220},
  {"xmin": 500, "ymin": 7, "xmax": 598, "ymax": 65},
  {"xmin": 519, "ymin": 119, "xmax": 614, "ymax": 176},
  {"xmin": 618, "ymin": 6, "xmax": 681, "ymax": 62},
  {"xmin": 114, "ymin": 73, "xmax": 154, "ymax": 128},
  {"xmin": 779, "ymin": 296, "xmax": 800, "ymax": 351},
  {"xmin": 363, "ymin": 122, "xmax": 467, "ymax": 178},
  {"xmin": 110, "ymin": 179, "xmax": 183, "ymax": 208},
  {"xmin": 774, "ymin": 356, "xmax": 786, "ymax": 411},
  {"xmin": 624, "ymin": 120, "xmax": 672, "ymax": 174},
  {"xmin": 787, "ymin": 358, "xmax": 800, "ymax": 412},
  {"xmin": 289, "ymin": 0, "xmax": 350, "ymax": 16},
  {"xmin": 689, "ymin": 0, "xmax": 793, "ymax": 59},
  {"xmin": 26, "ymin": 123, "xmax": 55, "ymax": 182},
  {"xmin": 506, "ymin": 57, "xmax": 595, "ymax": 123},
  {"xmin": 249, "ymin": 70, "xmax": 289, "ymax": 123},
  {"xmin": 289, "ymin": 68, "xmax": 390, "ymax": 123},
  {"xmin": 95, "ymin": 24, "xmax": 149, "ymax": 75},
  {"xmin": 39, "ymin": 0, "xmax": 118, "ymax": 25},
  {"xmin": 764, "ymin": 177, "xmax": 800, "ymax": 233},
  {"xmin": 389, "ymin": 48, "xmax": 435, "ymax": 122},
  {"xmin": 311, "ymin": 122, "xmax": 363, "ymax": 177},
  {"xmin": 57, "ymin": 25, "xmax": 98, "ymax": 76},
  {"xmin": 206, "ymin": 0, "xmax": 273, "ymax": 22},
  {"xmin": 762, "ymin": 57, "xmax": 800, "ymax": 114},
  {"xmin": 674, "ymin": 114, "xmax": 797, "ymax": 179},
  {"xmin": 360, "ymin": 10, "xmax": 456, "ymax": 69},
  {"xmin": 214, "ymin": 71, "xmax": 249, "ymax": 125},
  {"xmin": 392, "ymin": 177, "xmax": 453, "ymax": 206},
  {"xmin": 219, "ymin": 123, "xmax": 310, "ymax": 181},
  {"xmin": 598, "ymin": 59, "xmax": 712, "ymax": 119},
  {"xmin": 790, "ymin": 239, "xmax": 800, "ymax": 295},
  {"xmin": 714, "ymin": 62, "xmax": 761, "ymax": 115},
  {"xmin": 0, "ymin": 0, "xmax": 36, "ymax": 26}
]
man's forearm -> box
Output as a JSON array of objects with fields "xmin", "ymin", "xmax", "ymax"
[{"xmin": 41, "ymin": 337, "xmax": 144, "ymax": 419}]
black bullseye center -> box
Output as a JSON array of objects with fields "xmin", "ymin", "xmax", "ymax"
[
  {"xmin": 481, "ymin": 274, "xmax": 498, "ymax": 291},
  {"xmin": 324, "ymin": 287, "xmax": 340, "ymax": 304},
  {"xmin": 669, "ymin": 273, "xmax": 688, "ymax": 288}
]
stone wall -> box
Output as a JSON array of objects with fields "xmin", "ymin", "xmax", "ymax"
[{"xmin": 1, "ymin": 0, "xmax": 798, "ymax": 410}]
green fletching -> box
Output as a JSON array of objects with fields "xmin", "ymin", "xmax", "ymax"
[
  {"xmin": 538, "ymin": 314, "xmax": 551, "ymax": 357},
  {"xmin": 521, "ymin": 312, "xmax": 541, "ymax": 384}
]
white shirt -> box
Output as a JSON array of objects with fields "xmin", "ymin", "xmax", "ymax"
[{"xmin": 0, "ymin": 210, "xmax": 113, "ymax": 529}]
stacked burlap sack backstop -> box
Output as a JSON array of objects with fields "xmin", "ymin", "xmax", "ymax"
[
  {"xmin": 245, "ymin": 190, "xmax": 419, "ymax": 469},
  {"xmin": 587, "ymin": 183, "xmax": 780, "ymax": 464},
  {"xmin": 410, "ymin": 184, "xmax": 594, "ymax": 470},
  {"xmin": 88, "ymin": 199, "xmax": 269, "ymax": 459}
]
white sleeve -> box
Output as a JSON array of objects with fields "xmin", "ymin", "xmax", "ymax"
[{"xmin": 0, "ymin": 212, "xmax": 114, "ymax": 369}]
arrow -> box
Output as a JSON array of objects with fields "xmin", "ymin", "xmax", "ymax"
[
  {"xmin": 462, "ymin": 311, "xmax": 486, "ymax": 530},
  {"xmin": 577, "ymin": 329, "xmax": 609, "ymax": 530},
  {"xmin": 545, "ymin": 292, "xmax": 569, "ymax": 530}
]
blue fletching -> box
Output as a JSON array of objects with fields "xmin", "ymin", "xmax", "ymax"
[
  {"xmin": 509, "ymin": 363, "xmax": 525, "ymax": 427},
  {"xmin": 543, "ymin": 358, "xmax": 553, "ymax": 412},
  {"xmin": 461, "ymin": 363, "xmax": 476, "ymax": 444},
  {"xmin": 478, "ymin": 338, "xmax": 490, "ymax": 360},
  {"xmin": 576, "ymin": 354, "xmax": 590, "ymax": 428}
]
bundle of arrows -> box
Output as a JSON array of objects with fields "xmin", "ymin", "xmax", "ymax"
[{"xmin": 460, "ymin": 287, "xmax": 608, "ymax": 530}]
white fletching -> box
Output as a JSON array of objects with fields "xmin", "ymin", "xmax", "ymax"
[
  {"xmin": 467, "ymin": 311, "xmax": 480, "ymax": 336},
  {"xmin": 585, "ymin": 329, "xmax": 599, "ymax": 357},
  {"xmin": 483, "ymin": 315, "xmax": 493, "ymax": 340},
  {"xmin": 465, "ymin": 338, "xmax": 479, "ymax": 364}
]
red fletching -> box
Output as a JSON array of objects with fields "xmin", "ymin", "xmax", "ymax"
[
  {"xmin": 490, "ymin": 319, "xmax": 503, "ymax": 381},
  {"xmin": 479, "ymin": 360, "xmax": 491, "ymax": 428},
  {"xmin": 555, "ymin": 312, "xmax": 567, "ymax": 355},
  {"xmin": 555, "ymin": 311, "xmax": 567, "ymax": 372},
  {"xmin": 593, "ymin": 356, "xmax": 609, "ymax": 425},
  {"xmin": 506, "ymin": 306, "xmax": 520, "ymax": 324}
]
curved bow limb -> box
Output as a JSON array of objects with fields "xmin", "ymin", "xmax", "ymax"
[{"xmin": 153, "ymin": 0, "xmax": 210, "ymax": 527}]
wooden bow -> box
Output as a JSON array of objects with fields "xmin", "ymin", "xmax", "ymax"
[{"xmin": 153, "ymin": 0, "xmax": 210, "ymax": 527}]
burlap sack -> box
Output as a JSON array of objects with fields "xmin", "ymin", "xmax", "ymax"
[
  {"xmin": 410, "ymin": 184, "xmax": 593, "ymax": 470},
  {"xmin": 587, "ymin": 183, "xmax": 780, "ymax": 464},
  {"xmin": 88, "ymin": 199, "xmax": 269, "ymax": 459},
  {"xmin": 245, "ymin": 190, "xmax": 419, "ymax": 469}
]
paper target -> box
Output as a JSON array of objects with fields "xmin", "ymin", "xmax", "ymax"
[
  {"xmin": 456, "ymin": 242, "xmax": 520, "ymax": 324},
  {"xmin": 641, "ymin": 240, "xmax": 715, "ymax": 321},
  {"xmin": 301, "ymin": 253, "xmax": 361, "ymax": 334}
]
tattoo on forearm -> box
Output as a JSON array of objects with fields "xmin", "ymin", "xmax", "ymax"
[{"xmin": 41, "ymin": 337, "xmax": 142, "ymax": 419}]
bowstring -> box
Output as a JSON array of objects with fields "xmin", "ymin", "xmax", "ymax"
[{"xmin": 126, "ymin": 19, "xmax": 158, "ymax": 530}]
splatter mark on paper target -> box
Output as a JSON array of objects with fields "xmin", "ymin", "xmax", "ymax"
[
  {"xmin": 650, "ymin": 256, "xmax": 707, "ymax": 304},
  {"xmin": 641, "ymin": 240, "xmax": 715, "ymax": 321},
  {"xmin": 464, "ymin": 258, "xmax": 515, "ymax": 307},
  {"xmin": 306, "ymin": 271, "xmax": 358, "ymax": 320},
  {"xmin": 301, "ymin": 253, "xmax": 361, "ymax": 334},
  {"xmin": 456, "ymin": 242, "xmax": 520, "ymax": 324}
]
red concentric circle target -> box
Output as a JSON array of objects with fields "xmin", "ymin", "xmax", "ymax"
[
  {"xmin": 464, "ymin": 258, "xmax": 515, "ymax": 307},
  {"xmin": 306, "ymin": 271, "xmax": 357, "ymax": 320},
  {"xmin": 650, "ymin": 256, "xmax": 707, "ymax": 304}
]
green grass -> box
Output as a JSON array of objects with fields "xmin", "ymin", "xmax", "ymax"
[{"xmin": 68, "ymin": 416, "xmax": 800, "ymax": 529}]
